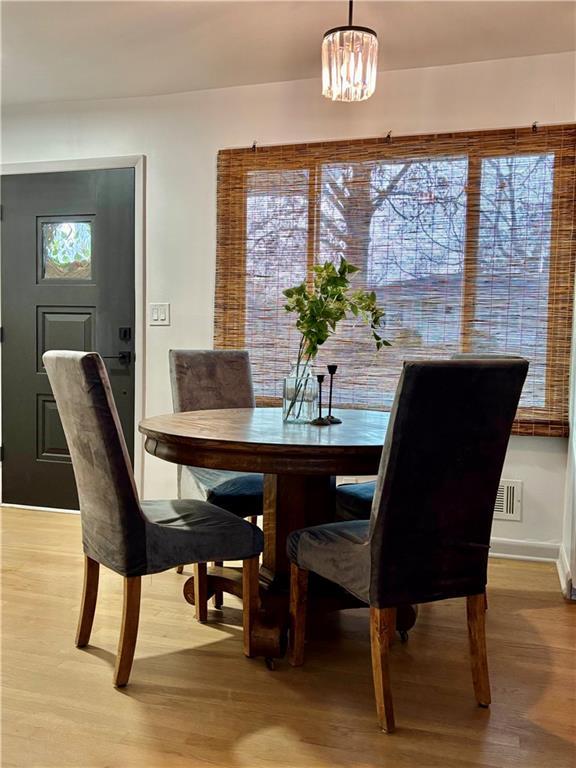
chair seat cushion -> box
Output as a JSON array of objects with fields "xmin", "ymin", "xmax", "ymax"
[
  {"xmin": 336, "ymin": 481, "xmax": 376, "ymax": 520},
  {"xmin": 287, "ymin": 520, "xmax": 371, "ymax": 604},
  {"xmin": 180, "ymin": 466, "xmax": 263, "ymax": 518},
  {"xmin": 141, "ymin": 499, "xmax": 264, "ymax": 574}
]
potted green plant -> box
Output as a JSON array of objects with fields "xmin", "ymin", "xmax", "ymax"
[{"xmin": 282, "ymin": 257, "xmax": 389, "ymax": 423}]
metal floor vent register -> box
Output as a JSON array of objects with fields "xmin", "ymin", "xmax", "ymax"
[{"xmin": 493, "ymin": 480, "xmax": 523, "ymax": 522}]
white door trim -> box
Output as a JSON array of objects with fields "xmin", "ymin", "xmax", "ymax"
[{"xmin": 0, "ymin": 155, "xmax": 147, "ymax": 501}]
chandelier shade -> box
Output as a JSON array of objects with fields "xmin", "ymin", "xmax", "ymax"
[{"xmin": 321, "ymin": 2, "xmax": 378, "ymax": 102}]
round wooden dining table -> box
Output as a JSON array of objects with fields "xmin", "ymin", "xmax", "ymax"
[{"xmin": 139, "ymin": 407, "xmax": 416, "ymax": 658}]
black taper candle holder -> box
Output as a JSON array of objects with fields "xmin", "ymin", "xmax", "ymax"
[
  {"xmin": 311, "ymin": 374, "xmax": 330, "ymax": 426},
  {"xmin": 326, "ymin": 364, "xmax": 342, "ymax": 424}
]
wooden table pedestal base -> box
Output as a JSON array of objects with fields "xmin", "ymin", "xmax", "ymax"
[
  {"xmin": 182, "ymin": 564, "xmax": 418, "ymax": 660},
  {"xmin": 183, "ymin": 565, "xmax": 285, "ymax": 658}
]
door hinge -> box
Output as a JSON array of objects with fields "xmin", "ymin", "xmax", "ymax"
[
  {"xmin": 0, "ymin": 204, "xmax": 3, "ymax": 221},
  {"xmin": 0, "ymin": 446, "xmax": 4, "ymax": 462},
  {"xmin": 0, "ymin": 326, "xmax": 4, "ymax": 343}
]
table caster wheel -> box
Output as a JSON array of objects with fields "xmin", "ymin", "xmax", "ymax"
[
  {"xmin": 399, "ymin": 630, "xmax": 409, "ymax": 643},
  {"xmin": 265, "ymin": 657, "xmax": 276, "ymax": 671}
]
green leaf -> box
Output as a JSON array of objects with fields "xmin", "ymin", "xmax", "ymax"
[{"xmin": 283, "ymin": 256, "xmax": 391, "ymax": 357}]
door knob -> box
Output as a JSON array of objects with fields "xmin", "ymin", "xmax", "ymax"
[{"xmin": 102, "ymin": 351, "xmax": 132, "ymax": 365}]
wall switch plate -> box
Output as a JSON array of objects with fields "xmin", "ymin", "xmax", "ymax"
[{"xmin": 149, "ymin": 302, "xmax": 171, "ymax": 326}]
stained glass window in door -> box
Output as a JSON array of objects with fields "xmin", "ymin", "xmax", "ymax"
[{"xmin": 41, "ymin": 221, "xmax": 92, "ymax": 280}]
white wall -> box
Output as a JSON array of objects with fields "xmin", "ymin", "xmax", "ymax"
[
  {"xmin": 559, "ymin": 293, "xmax": 576, "ymax": 595},
  {"xmin": 2, "ymin": 51, "xmax": 575, "ymax": 556}
]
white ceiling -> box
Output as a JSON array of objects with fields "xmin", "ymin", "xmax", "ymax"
[{"xmin": 2, "ymin": 1, "xmax": 575, "ymax": 106}]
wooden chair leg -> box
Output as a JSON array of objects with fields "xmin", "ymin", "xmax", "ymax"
[
  {"xmin": 176, "ymin": 565, "xmax": 184, "ymax": 574},
  {"xmin": 288, "ymin": 563, "xmax": 308, "ymax": 666},
  {"xmin": 467, "ymin": 593, "xmax": 491, "ymax": 707},
  {"xmin": 242, "ymin": 557, "xmax": 260, "ymax": 658},
  {"xmin": 370, "ymin": 607, "xmax": 396, "ymax": 733},
  {"xmin": 113, "ymin": 576, "xmax": 141, "ymax": 688},
  {"xmin": 194, "ymin": 563, "xmax": 208, "ymax": 622},
  {"xmin": 213, "ymin": 561, "xmax": 224, "ymax": 608},
  {"xmin": 76, "ymin": 556, "xmax": 100, "ymax": 648}
]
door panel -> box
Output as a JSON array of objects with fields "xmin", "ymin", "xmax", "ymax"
[
  {"xmin": 1, "ymin": 168, "xmax": 135, "ymax": 509},
  {"xmin": 36, "ymin": 395, "xmax": 69, "ymax": 461},
  {"xmin": 36, "ymin": 307, "xmax": 96, "ymax": 370}
]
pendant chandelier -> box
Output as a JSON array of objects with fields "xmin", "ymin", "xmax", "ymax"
[{"xmin": 322, "ymin": 0, "xmax": 378, "ymax": 102}]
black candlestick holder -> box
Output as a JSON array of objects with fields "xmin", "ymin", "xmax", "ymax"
[
  {"xmin": 311, "ymin": 374, "xmax": 330, "ymax": 426},
  {"xmin": 326, "ymin": 364, "xmax": 342, "ymax": 424}
]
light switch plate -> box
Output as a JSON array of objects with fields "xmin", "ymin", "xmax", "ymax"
[{"xmin": 149, "ymin": 302, "xmax": 171, "ymax": 326}]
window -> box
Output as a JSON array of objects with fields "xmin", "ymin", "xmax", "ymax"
[
  {"xmin": 40, "ymin": 219, "xmax": 92, "ymax": 280},
  {"xmin": 216, "ymin": 125, "xmax": 576, "ymax": 436}
]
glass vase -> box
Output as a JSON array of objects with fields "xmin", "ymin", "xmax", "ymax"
[{"xmin": 282, "ymin": 361, "xmax": 317, "ymax": 424}]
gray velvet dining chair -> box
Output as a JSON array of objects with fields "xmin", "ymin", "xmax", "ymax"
[
  {"xmin": 43, "ymin": 350, "xmax": 264, "ymax": 688},
  {"xmin": 335, "ymin": 354, "xmax": 528, "ymax": 522},
  {"xmin": 169, "ymin": 349, "xmax": 264, "ymax": 606},
  {"xmin": 169, "ymin": 350, "xmax": 263, "ymax": 523},
  {"xmin": 287, "ymin": 358, "xmax": 528, "ymax": 732}
]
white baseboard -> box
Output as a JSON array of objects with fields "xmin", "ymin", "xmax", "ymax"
[
  {"xmin": 489, "ymin": 536, "xmax": 559, "ymax": 562},
  {"xmin": 556, "ymin": 545, "xmax": 574, "ymax": 599}
]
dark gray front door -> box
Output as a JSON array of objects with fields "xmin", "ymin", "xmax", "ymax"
[{"xmin": 1, "ymin": 168, "xmax": 135, "ymax": 509}]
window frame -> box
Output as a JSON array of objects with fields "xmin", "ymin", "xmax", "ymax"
[{"xmin": 216, "ymin": 125, "xmax": 576, "ymax": 437}]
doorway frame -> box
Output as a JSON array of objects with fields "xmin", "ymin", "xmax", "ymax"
[{"xmin": 0, "ymin": 155, "xmax": 147, "ymax": 505}]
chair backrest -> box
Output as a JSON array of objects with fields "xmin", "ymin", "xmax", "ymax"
[
  {"xmin": 43, "ymin": 351, "xmax": 146, "ymax": 576},
  {"xmin": 452, "ymin": 353, "xmax": 527, "ymax": 360},
  {"xmin": 369, "ymin": 358, "xmax": 528, "ymax": 608},
  {"xmin": 169, "ymin": 349, "xmax": 255, "ymax": 412}
]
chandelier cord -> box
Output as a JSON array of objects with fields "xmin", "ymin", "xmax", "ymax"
[{"xmin": 348, "ymin": 0, "xmax": 353, "ymax": 26}]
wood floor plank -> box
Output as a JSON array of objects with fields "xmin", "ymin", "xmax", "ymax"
[{"xmin": 2, "ymin": 506, "xmax": 575, "ymax": 767}]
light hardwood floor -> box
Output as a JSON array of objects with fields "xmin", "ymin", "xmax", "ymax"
[{"xmin": 2, "ymin": 507, "xmax": 575, "ymax": 768}]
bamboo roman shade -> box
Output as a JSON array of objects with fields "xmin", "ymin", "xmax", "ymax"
[{"xmin": 216, "ymin": 124, "xmax": 576, "ymax": 437}]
